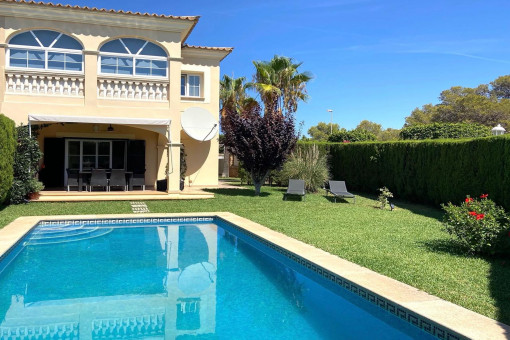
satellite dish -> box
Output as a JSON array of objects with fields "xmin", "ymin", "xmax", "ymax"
[
  {"xmin": 178, "ymin": 262, "xmax": 216, "ymax": 294},
  {"xmin": 181, "ymin": 107, "xmax": 218, "ymax": 141}
]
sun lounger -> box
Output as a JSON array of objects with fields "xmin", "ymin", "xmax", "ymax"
[
  {"xmin": 327, "ymin": 180, "xmax": 355, "ymax": 203},
  {"xmin": 284, "ymin": 179, "xmax": 306, "ymax": 201}
]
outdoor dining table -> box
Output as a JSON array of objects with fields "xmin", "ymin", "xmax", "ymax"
[{"xmin": 78, "ymin": 170, "xmax": 133, "ymax": 192}]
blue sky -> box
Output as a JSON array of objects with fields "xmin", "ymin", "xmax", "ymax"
[{"xmin": 66, "ymin": 0, "xmax": 510, "ymax": 133}]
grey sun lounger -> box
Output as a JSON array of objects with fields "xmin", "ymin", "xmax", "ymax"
[
  {"xmin": 327, "ymin": 180, "xmax": 355, "ymax": 203},
  {"xmin": 284, "ymin": 179, "xmax": 306, "ymax": 201}
]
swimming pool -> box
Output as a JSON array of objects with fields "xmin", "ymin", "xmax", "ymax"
[{"xmin": 0, "ymin": 215, "xmax": 471, "ymax": 339}]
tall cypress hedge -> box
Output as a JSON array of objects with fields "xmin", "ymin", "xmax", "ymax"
[
  {"xmin": 299, "ymin": 136, "xmax": 510, "ymax": 209},
  {"xmin": 0, "ymin": 115, "xmax": 16, "ymax": 205}
]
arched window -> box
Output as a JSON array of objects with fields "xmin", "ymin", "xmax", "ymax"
[
  {"xmin": 99, "ymin": 38, "xmax": 167, "ymax": 77},
  {"xmin": 8, "ymin": 30, "xmax": 83, "ymax": 72}
]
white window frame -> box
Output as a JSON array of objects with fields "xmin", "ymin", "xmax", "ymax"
[
  {"xmin": 181, "ymin": 74, "xmax": 201, "ymax": 97},
  {"xmin": 98, "ymin": 39, "xmax": 168, "ymax": 79},
  {"xmin": 7, "ymin": 31, "xmax": 84, "ymax": 74}
]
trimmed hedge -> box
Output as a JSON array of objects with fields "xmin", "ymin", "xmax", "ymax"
[
  {"xmin": 298, "ymin": 137, "xmax": 510, "ymax": 209},
  {"xmin": 0, "ymin": 115, "xmax": 16, "ymax": 205},
  {"xmin": 400, "ymin": 122, "xmax": 492, "ymax": 140}
]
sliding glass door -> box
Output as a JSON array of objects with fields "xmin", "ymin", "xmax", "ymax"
[{"xmin": 65, "ymin": 139, "xmax": 126, "ymax": 171}]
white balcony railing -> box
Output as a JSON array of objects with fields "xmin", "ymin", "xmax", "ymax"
[
  {"xmin": 5, "ymin": 70, "xmax": 84, "ymax": 97},
  {"xmin": 97, "ymin": 77, "xmax": 168, "ymax": 101}
]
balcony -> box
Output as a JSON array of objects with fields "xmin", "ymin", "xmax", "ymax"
[
  {"xmin": 5, "ymin": 69, "xmax": 84, "ymax": 97},
  {"xmin": 97, "ymin": 75, "xmax": 169, "ymax": 102}
]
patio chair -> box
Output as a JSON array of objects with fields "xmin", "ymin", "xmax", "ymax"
[
  {"xmin": 66, "ymin": 168, "xmax": 85, "ymax": 191},
  {"xmin": 283, "ymin": 179, "xmax": 306, "ymax": 201},
  {"xmin": 327, "ymin": 180, "xmax": 355, "ymax": 203},
  {"xmin": 89, "ymin": 169, "xmax": 108, "ymax": 192},
  {"xmin": 131, "ymin": 171, "xmax": 145, "ymax": 191},
  {"xmin": 108, "ymin": 169, "xmax": 127, "ymax": 191}
]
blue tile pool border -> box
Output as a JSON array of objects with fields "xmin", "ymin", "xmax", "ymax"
[
  {"xmin": 5, "ymin": 215, "xmax": 467, "ymax": 340},
  {"xmin": 217, "ymin": 216, "xmax": 467, "ymax": 340}
]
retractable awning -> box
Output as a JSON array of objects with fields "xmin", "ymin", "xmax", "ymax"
[
  {"xmin": 28, "ymin": 114, "xmax": 171, "ymax": 138},
  {"xmin": 28, "ymin": 114, "xmax": 170, "ymax": 126}
]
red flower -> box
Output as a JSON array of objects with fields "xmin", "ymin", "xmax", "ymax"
[
  {"xmin": 465, "ymin": 197, "xmax": 473, "ymax": 203},
  {"xmin": 480, "ymin": 194, "xmax": 488, "ymax": 199},
  {"xmin": 476, "ymin": 214, "xmax": 485, "ymax": 220},
  {"xmin": 468, "ymin": 211, "xmax": 477, "ymax": 216}
]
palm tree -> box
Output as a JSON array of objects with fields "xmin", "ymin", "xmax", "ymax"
[
  {"xmin": 252, "ymin": 55, "xmax": 313, "ymax": 115},
  {"xmin": 219, "ymin": 75, "xmax": 255, "ymax": 116}
]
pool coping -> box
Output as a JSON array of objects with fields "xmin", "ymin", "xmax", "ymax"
[{"xmin": 0, "ymin": 212, "xmax": 509, "ymax": 340}]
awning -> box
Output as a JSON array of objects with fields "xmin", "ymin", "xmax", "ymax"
[
  {"xmin": 28, "ymin": 114, "xmax": 170, "ymax": 126},
  {"xmin": 28, "ymin": 114, "xmax": 171, "ymax": 138}
]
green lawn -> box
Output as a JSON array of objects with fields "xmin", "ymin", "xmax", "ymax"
[{"xmin": 1, "ymin": 185, "xmax": 509, "ymax": 325}]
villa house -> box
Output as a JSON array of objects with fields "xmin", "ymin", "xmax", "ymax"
[{"xmin": 0, "ymin": 0, "xmax": 232, "ymax": 194}]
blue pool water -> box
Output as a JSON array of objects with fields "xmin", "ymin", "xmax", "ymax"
[{"xmin": 0, "ymin": 218, "xmax": 439, "ymax": 339}]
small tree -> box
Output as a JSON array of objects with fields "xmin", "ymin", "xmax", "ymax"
[
  {"xmin": 221, "ymin": 102, "xmax": 297, "ymax": 195},
  {"xmin": 9, "ymin": 125, "xmax": 43, "ymax": 204}
]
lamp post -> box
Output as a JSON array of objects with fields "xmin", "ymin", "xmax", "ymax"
[
  {"xmin": 327, "ymin": 109, "xmax": 333, "ymax": 134},
  {"xmin": 492, "ymin": 124, "xmax": 506, "ymax": 136}
]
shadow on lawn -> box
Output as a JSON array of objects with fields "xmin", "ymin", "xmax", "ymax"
[
  {"xmin": 322, "ymin": 195, "xmax": 353, "ymax": 204},
  {"xmin": 423, "ymin": 238, "xmax": 510, "ymax": 326},
  {"xmin": 420, "ymin": 239, "xmax": 470, "ymax": 257},
  {"xmin": 394, "ymin": 199, "xmax": 444, "ymax": 222},
  {"xmin": 202, "ymin": 188, "xmax": 270, "ymax": 197}
]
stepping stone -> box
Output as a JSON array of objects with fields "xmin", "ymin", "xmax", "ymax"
[{"xmin": 130, "ymin": 201, "xmax": 150, "ymax": 213}]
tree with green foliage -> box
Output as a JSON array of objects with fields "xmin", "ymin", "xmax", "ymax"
[
  {"xmin": 219, "ymin": 75, "xmax": 256, "ymax": 116},
  {"xmin": 356, "ymin": 120, "xmax": 382, "ymax": 137},
  {"xmin": 328, "ymin": 128, "xmax": 376, "ymax": 143},
  {"xmin": 400, "ymin": 122, "xmax": 492, "ymax": 140},
  {"xmin": 252, "ymin": 55, "xmax": 313, "ymax": 115},
  {"xmin": 378, "ymin": 128, "xmax": 401, "ymax": 141},
  {"xmin": 354, "ymin": 120, "xmax": 400, "ymax": 141},
  {"xmin": 490, "ymin": 75, "xmax": 510, "ymax": 100},
  {"xmin": 307, "ymin": 122, "xmax": 340, "ymax": 141},
  {"xmin": 405, "ymin": 75, "xmax": 510, "ymax": 128},
  {"xmin": 9, "ymin": 125, "xmax": 43, "ymax": 204},
  {"xmin": 0, "ymin": 115, "xmax": 16, "ymax": 205}
]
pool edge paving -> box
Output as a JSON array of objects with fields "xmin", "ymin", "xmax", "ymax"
[{"xmin": 0, "ymin": 212, "xmax": 508, "ymax": 340}]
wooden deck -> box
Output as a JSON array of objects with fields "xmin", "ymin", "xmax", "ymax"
[{"xmin": 34, "ymin": 188, "xmax": 214, "ymax": 202}]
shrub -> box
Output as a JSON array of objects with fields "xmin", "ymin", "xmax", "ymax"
[
  {"xmin": 400, "ymin": 122, "xmax": 491, "ymax": 140},
  {"xmin": 0, "ymin": 114, "xmax": 16, "ymax": 205},
  {"xmin": 238, "ymin": 163, "xmax": 252, "ymax": 185},
  {"xmin": 9, "ymin": 125, "xmax": 43, "ymax": 204},
  {"xmin": 378, "ymin": 187, "xmax": 393, "ymax": 210},
  {"xmin": 281, "ymin": 144, "xmax": 329, "ymax": 192},
  {"xmin": 442, "ymin": 195, "xmax": 510, "ymax": 255}
]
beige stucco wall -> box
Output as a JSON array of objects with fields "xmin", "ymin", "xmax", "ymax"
[{"xmin": 0, "ymin": 3, "xmax": 229, "ymax": 190}]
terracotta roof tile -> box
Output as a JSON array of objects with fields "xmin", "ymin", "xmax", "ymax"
[
  {"xmin": 183, "ymin": 44, "xmax": 233, "ymax": 52},
  {"xmin": 0, "ymin": 0, "xmax": 199, "ymax": 21}
]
